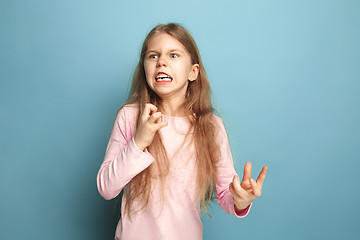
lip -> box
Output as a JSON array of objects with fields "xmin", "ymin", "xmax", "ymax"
[
  {"xmin": 155, "ymin": 71, "xmax": 172, "ymax": 78},
  {"xmin": 155, "ymin": 71, "xmax": 173, "ymax": 84}
]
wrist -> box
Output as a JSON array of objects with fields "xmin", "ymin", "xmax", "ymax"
[
  {"xmin": 234, "ymin": 200, "xmax": 251, "ymax": 211},
  {"xmin": 234, "ymin": 204, "xmax": 247, "ymax": 212},
  {"xmin": 234, "ymin": 202, "xmax": 251, "ymax": 217},
  {"xmin": 133, "ymin": 137, "xmax": 146, "ymax": 151}
]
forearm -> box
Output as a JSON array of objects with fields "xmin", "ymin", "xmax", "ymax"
[{"xmin": 97, "ymin": 138, "xmax": 154, "ymax": 200}]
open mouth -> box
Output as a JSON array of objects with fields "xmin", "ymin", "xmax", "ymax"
[{"xmin": 155, "ymin": 72, "xmax": 173, "ymax": 82}]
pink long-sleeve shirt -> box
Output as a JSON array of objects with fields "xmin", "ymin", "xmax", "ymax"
[{"xmin": 97, "ymin": 105, "xmax": 251, "ymax": 240}]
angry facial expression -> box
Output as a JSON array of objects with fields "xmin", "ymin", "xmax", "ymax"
[{"xmin": 144, "ymin": 33, "xmax": 199, "ymax": 102}]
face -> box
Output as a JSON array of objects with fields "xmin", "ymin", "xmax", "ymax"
[{"xmin": 144, "ymin": 33, "xmax": 199, "ymax": 102}]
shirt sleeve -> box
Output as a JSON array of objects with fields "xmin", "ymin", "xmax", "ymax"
[
  {"xmin": 96, "ymin": 107, "xmax": 155, "ymax": 200},
  {"xmin": 214, "ymin": 116, "xmax": 252, "ymax": 218}
]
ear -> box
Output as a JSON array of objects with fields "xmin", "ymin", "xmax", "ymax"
[{"xmin": 188, "ymin": 64, "xmax": 199, "ymax": 82}]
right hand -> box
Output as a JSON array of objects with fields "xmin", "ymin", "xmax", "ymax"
[{"xmin": 133, "ymin": 103, "xmax": 168, "ymax": 151}]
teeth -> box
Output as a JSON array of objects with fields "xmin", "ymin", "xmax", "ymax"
[{"xmin": 156, "ymin": 74, "xmax": 172, "ymax": 81}]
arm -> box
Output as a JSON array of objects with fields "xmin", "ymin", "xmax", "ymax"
[
  {"xmin": 96, "ymin": 106, "xmax": 155, "ymax": 200},
  {"xmin": 214, "ymin": 117, "xmax": 251, "ymax": 218}
]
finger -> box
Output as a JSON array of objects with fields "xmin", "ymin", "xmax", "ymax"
[
  {"xmin": 229, "ymin": 182, "xmax": 244, "ymax": 198},
  {"xmin": 148, "ymin": 111, "xmax": 163, "ymax": 124},
  {"xmin": 232, "ymin": 175, "xmax": 247, "ymax": 196},
  {"xmin": 256, "ymin": 166, "xmax": 268, "ymax": 187},
  {"xmin": 155, "ymin": 120, "xmax": 168, "ymax": 130},
  {"xmin": 250, "ymin": 178, "xmax": 262, "ymax": 197},
  {"xmin": 242, "ymin": 162, "xmax": 252, "ymax": 183},
  {"xmin": 143, "ymin": 103, "xmax": 158, "ymax": 118},
  {"xmin": 229, "ymin": 182, "xmax": 235, "ymax": 196}
]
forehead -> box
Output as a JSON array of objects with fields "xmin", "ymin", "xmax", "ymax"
[{"xmin": 146, "ymin": 33, "xmax": 187, "ymax": 52}]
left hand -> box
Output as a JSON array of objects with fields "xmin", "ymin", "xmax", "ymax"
[{"xmin": 229, "ymin": 162, "xmax": 268, "ymax": 211}]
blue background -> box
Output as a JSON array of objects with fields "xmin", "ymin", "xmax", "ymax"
[{"xmin": 1, "ymin": 0, "xmax": 359, "ymax": 239}]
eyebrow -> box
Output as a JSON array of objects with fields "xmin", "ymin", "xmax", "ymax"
[{"xmin": 146, "ymin": 49, "xmax": 184, "ymax": 54}]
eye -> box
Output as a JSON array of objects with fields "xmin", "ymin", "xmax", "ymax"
[
  {"xmin": 170, "ymin": 53, "xmax": 179, "ymax": 58},
  {"xmin": 148, "ymin": 54, "xmax": 158, "ymax": 59}
]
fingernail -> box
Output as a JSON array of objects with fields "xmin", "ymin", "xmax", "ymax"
[{"xmin": 250, "ymin": 179, "xmax": 255, "ymax": 182}]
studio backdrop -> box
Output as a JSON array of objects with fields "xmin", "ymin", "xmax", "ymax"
[{"xmin": 1, "ymin": 0, "xmax": 359, "ymax": 239}]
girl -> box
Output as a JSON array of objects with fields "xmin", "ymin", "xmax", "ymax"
[{"xmin": 97, "ymin": 23, "xmax": 267, "ymax": 240}]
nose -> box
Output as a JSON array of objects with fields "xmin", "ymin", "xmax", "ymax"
[{"xmin": 156, "ymin": 56, "xmax": 167, "ymax": 68}]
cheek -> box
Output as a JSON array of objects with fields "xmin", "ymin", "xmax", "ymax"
[
  {"xmin": 144, "ymin": 63, "xmax": 153, "ymax": 79},
  {"xmin": 144, "ymin": 62, "xmax": 149, "ymax": 74},
  {"xmin": 173, "ymin": 62, "xmax": 191, "ymax": 78},
  {"xmin": 182, "ymin": 64, "xmax": 193, "ymax": 79}
]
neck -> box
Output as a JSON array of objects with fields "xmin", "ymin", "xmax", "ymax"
[{"xmin": 160, "ymin": 97, "xmax": 185, "ymax": 116}]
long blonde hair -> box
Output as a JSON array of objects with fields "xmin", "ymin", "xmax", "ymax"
[{"xmin": 122, "ymin": 23, "xmax": 221, "ymax": 218}]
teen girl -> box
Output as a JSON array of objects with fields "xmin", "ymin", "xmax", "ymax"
[{"xmin": 97, "ymin": 23, "xmax": 268, "ymax": 240}]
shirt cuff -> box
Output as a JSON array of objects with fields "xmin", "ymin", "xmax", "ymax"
[
  {"xmin": 234, "ymin": 202, "xmax": 252, "ymax": 218},
  {"xmin": 131, "ymin": 137, "xmax": 154, "ymax": 159}
]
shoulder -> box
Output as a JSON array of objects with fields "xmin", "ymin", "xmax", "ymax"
[
  {"xmin": 212, "ymin": 114, "xmax": 223, "ymax": 123},
  {"xmin": 211, "ymin": 114, "xmax": 227, "ymax": 137},
  {"xmin": 115, "ymin": 104, "xmax": 140, "ymax": 129},
  {"xmin": 110, "ymin": 104, "xmax": 140, "ymax": 138},
  {"xmin": 121, "ymin": 103, "xmax": 140, "ymax": 112},
  {"xmin": 212, "ymin": 114, "xmax": 225, "ymax": 128},
  {"xmin": 117, "ymin": 104, "xmax": 139, "ymax": 119}
]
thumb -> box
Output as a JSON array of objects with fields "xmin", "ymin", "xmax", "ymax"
[
  {"xmin": 231, "ymin": 175, "xmax": 247, "ymax": 196},
  {"xmin": 155, "ymin": 120, "xmax": 168, "ymax": 130},
  {"xmin": 143, "ymin": 103, "xmax": 158, "ymax": 117}
]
